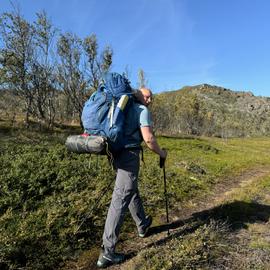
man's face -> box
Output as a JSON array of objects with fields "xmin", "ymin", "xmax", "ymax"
[{"xmin": 140, "ymin": 89, "xmax": 152, "ymax": 107}]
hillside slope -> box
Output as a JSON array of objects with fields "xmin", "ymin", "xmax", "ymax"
[
  {"xmin": 1, "ymin": 84, "xmax": 270, "ymax": 137},
  {"xmin": 151, "ymin": 84, "xmax": 270, "ymax": 137}
]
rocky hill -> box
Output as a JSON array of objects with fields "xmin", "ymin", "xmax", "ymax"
[{"xmin": 151, "ymin": 84, "xmax": 270, "ymax": 137}]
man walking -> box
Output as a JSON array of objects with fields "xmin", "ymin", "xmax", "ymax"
[{"xmin": 97, "ymin": 87, "xmax": 167, "ymax": 268}]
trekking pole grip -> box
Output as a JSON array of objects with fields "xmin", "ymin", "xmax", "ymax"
[{"xmin": 159, "ymin": 148, "xmax": 166, "ymax": 168}]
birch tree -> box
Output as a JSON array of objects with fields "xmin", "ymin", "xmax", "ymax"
[{"xmin": 0, "ymin": 10, "xmax": 34, "ymax": 126}]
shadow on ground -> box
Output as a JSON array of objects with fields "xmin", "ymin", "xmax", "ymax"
[{"xmin": 125, "ymin": 200, "xmax": 270, "ymax": 259}]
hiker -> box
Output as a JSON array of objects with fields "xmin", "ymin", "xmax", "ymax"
[{"xmin": 97, "ymin": 87, "xmax": 168, "ymax": 268}]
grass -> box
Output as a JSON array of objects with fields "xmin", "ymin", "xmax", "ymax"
[
  {"xmin": 124, "ymin": 220, "xmax": 230, "ymax": 270},
  {"xmin": 140, "ymin": 136, "xmax": 270, "ymax": 218},
  {"xmin": 126, "ymin": 142, "xmax": 270, "ymax": 270},
  {"xmin": 1, "ymin": 123, "xmax": 270, "ymax": 269}
]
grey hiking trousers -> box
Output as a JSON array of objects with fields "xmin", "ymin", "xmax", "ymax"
[{"xmin": 102, "ymin": 148, "xmax": 147, "ymax": 253}]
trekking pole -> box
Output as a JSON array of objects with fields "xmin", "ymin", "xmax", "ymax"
[
  {"xmin": 74, "ymin": 153, "xmax": 116, "ymax": 235},
  {"xmin": 74, "ymin": 175, "xmax": 115, "ymax": 235},
  {"xmin": 160, "ymin": 153, "xmax": 170, "ymax": 236}
]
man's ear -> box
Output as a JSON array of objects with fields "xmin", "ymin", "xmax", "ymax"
[{"xmin": 135, "ymin": 91, "xmax": 144, "ymax": 104}]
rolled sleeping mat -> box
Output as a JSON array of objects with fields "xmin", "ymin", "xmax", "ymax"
[{"xmin": 65, "ymin": 134, "xmax": 107, "ymax": 154}]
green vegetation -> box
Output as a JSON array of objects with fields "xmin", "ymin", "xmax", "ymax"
[
  {"xmin": 151, "ymin": 85, "xmax": 270, "ymax": 137},
  {"xmin": 0, "ymin": 124, "xmax": 270, "ymax": 269}
]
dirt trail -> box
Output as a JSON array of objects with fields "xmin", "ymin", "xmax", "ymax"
[
  {"xmin": 66, "ymin": 166, "xmax": 270, "ymax": 270},
  {"xmin": 172, "ymin": 166, "xmax": 270, "ymax": 221}
]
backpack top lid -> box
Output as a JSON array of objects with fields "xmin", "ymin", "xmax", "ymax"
[{"xmin": 102, "ymin": 72, "xmax": 132, "ymax": 98}]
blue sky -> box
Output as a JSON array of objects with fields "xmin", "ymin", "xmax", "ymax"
[{"xmin": 1, "ymin": 0, "xmax": 270, "ymax": 96}]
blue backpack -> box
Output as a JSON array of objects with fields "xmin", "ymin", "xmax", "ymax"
[{"xmin": 81, "ymin": 72, "xmax": 133, "ymax": 153}]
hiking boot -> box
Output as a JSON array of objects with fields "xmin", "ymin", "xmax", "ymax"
[
  {"xmin": 138, "ymin": 215, "xmax": 152, "ymax": 238},
  {"xmin": 97, "ymin": 251, "xmax": 125, "ymax": 268}
]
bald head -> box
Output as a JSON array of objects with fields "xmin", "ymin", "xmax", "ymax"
[{"xmin": 140, "ymin": 87, "xmax": 152, "ymax": 96}]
